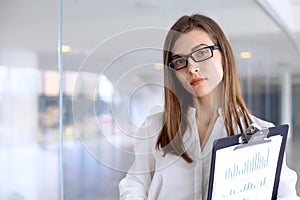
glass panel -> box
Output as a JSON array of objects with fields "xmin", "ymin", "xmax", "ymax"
[
  {"xmin": 1, "ymin": 0, "xmax": 299, "ymax": 199},
  {"xmin": 0, "ymin": 1, "xmax": 60, "ymax": 199},
  {"xmin": 62, "ymin": 0, "xmax": 299, "ymax": 198}
]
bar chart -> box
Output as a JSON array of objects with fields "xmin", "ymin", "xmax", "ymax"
[
  {"xmin": 223, "ymin": 176, "xmax": 267, "ymax": 198},
  {"xmin": 224, "ymin": 148, "xmax": 270, "ymax": 179},
  {"xmin": 211, "ymin": 135, "xmax": 282, "ymax": 200}
]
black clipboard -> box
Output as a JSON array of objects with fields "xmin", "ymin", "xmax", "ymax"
[{"xmin": 207, "ymin": 124, "xmax": 289, "ymax": 200}]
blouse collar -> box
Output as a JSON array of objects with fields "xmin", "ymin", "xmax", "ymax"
[{"xmin": 187, "ymin": 106, "xmax": 223, "ymax": 118}]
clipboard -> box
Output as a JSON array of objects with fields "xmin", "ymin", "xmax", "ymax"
[{"xmin": 207, "ymin": 124, "xmax": 289, "ymax": 200}]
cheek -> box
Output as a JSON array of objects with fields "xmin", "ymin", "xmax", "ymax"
[
  {"xmin": 217, "ymin": 62, "xmax": 224, "ymax": 78},
  {"xmin": 214, "ymin": 64, "xmax": 223, "ymax": 84},
  {"xmin": 175, "ymin": 72, "xmax": 191, "ymax": 90},
  {"xmin": 175, "ymin": 72, "xmax": 187, "ymax": 85},
  {"xmin": 214, "ymin": 55, "xmax": 224, "ymax": 79}
]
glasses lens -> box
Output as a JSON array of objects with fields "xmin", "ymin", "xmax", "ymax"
[
  {"xmin": 170, "ymin": 57, "xmax": 186, "ymax": 70},
  {"xmin": 192, "ymin": 47, "xmax": 212, "ymax": 62}
]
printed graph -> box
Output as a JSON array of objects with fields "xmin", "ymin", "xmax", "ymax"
[
  {"xmin": 211, "ymin": 135, "xmax": 283, "ymax": 200},
  {"xmin": 223, "ymin": 176, "xmax": 267, "ymax": 198},
  {"xmin": 224, "ymin": 148, "xmax": 270, "ymax": 179}
]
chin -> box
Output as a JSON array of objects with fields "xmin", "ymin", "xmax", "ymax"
[{"xmin": 191, "ymin": 90, "xmax": 211, "ymax": 98}]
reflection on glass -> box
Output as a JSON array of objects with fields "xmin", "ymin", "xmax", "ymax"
[
  {"xmin": 0, "ymin": 68, "xmax": 60, "ymax": 199},
  {"xmin": 0, "ymin": 0, "xmax": 299, "ymax": 199}
]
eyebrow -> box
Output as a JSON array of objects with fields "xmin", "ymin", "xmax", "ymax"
[
  {"xmin": 170, "ymin": 43, "xmax": 209, "ymax": 59},
  {"xmin": 191, "ymin": 43, "xmax": 208, "ymax": 51}
]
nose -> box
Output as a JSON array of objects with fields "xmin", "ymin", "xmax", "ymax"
[{"xmin": 186, "ymin": 58, "xmax": 199, "ymax": 74}]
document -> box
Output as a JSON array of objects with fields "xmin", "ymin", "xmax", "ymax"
[{"xmin": 211, "ymin": 135, "xmax": 282, "ymax": 200}]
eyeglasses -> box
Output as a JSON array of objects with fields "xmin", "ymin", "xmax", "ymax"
[{"xmin": 168, "ymin": 45, "xmax": 220, "ymax": 71}]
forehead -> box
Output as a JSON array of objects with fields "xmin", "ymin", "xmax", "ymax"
[{"xmin": 171, "ymin": 28, "xmax": 213, "ymax": 55}]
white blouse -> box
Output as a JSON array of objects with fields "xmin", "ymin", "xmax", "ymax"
[{"xmin": 119, "ymin": 107, "xmax": 299, "ymax": 200}]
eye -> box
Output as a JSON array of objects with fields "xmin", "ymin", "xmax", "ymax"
[
  {"xmin": 169, "ymin": 57, "xmax": 186, "ymax": 70},
  {"xmin": 196, "ymin": 48, "xmax": 209, "ymax": 57},
  {"xmin": 175, "ymin": 58, "xmax": 185, "ymax": 65}
]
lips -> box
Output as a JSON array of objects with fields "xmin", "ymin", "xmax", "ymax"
[{"xmin": 190, "ymin": 78, "xmax": 207, "ymax": 86}]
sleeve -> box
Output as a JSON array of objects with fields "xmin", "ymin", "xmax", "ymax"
[
  {"xmin": 251, "ymin": 118, "xmax": 300, "ymax": 199},
  {"xmin": 277, "ymin": 154, "xmax": 300, "ymax": 199},
  {"xmin": 118, "ymin": 117, "xmax": 157, "ymax": 200}
]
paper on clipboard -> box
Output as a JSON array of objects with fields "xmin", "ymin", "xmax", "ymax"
[{"xmin": 211, "ymin": 135, "xmax": 282, "ymax": 200}]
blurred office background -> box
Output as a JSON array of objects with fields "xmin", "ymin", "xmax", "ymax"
[{"xmin": 0, "ymin": 0, "xmax": 300, "ymax": 199}]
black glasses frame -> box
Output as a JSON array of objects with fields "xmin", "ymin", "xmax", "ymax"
[{"xmin": 168, "ymin": 45, "xmax": 220, "ymax": 71}]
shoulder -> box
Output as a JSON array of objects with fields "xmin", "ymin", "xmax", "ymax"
[
  {"xmin": 135, "ymin": 112, "xmax": 164, "ymax": 140},
  {"xmin": 250, "ymin": 114, "xmax": 275, "ymax": 129},
  {"xmin": 143, "ymin": 112, "xmax": 164, "ymax": 130}
]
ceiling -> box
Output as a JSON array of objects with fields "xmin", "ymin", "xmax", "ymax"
[{"xmin": 0, "ymin": 0, "xmax": 300, "ymax": 94}]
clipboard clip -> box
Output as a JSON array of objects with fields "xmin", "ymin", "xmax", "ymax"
[{"xmin": 235, "ymin": 124, "xmax": 271, "ymax": 150}]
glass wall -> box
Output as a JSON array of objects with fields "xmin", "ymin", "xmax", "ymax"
[
  {"xmin": 0, "ymin": 0, "xmax": 299, "ymax": 199},
  {"xmin": 0, "ymin": 1, "xmax": 61, "ymax": 199}
]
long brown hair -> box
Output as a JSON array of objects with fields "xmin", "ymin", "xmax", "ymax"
[{"xmin": 156, "ymin": 14, "xmax": 252, "ymax": 163}]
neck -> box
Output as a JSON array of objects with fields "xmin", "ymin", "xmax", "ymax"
[
  {"xmin": 193, "ymin": 83, "xmax": 224, "ymax": 149},
  {"xmin": 193, "ymin": 83, "xmax": 224, "ymax": 125}
]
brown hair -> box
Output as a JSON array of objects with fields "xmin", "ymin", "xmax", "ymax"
[{"xmin": 156, "ymin": 14, "xmax": 252, "ymax": 163}]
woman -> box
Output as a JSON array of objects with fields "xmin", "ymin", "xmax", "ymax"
[{"xmin": 119, "ymin": 14, "xmax": 299, "ymax": 199}]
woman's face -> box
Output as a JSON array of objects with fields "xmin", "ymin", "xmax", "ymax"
[{"xmin": 171, "ymin": 28, "xmax": 223, "ymax": 98}]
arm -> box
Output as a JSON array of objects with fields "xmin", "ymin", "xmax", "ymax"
[
  {"xmin": 251, "ymin": 118, "xmax": 299, "ymax": 199},
  {"xmin": 119, "ymin": 117, "xmax": 157, "ymax": 200},
  {"xmin": 119, "ymin": 141, "xmax": 155, "ymax": 199},
  {"xmin": 277, "ymin": 154, "xmax": 300, "ymax": 199}
]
